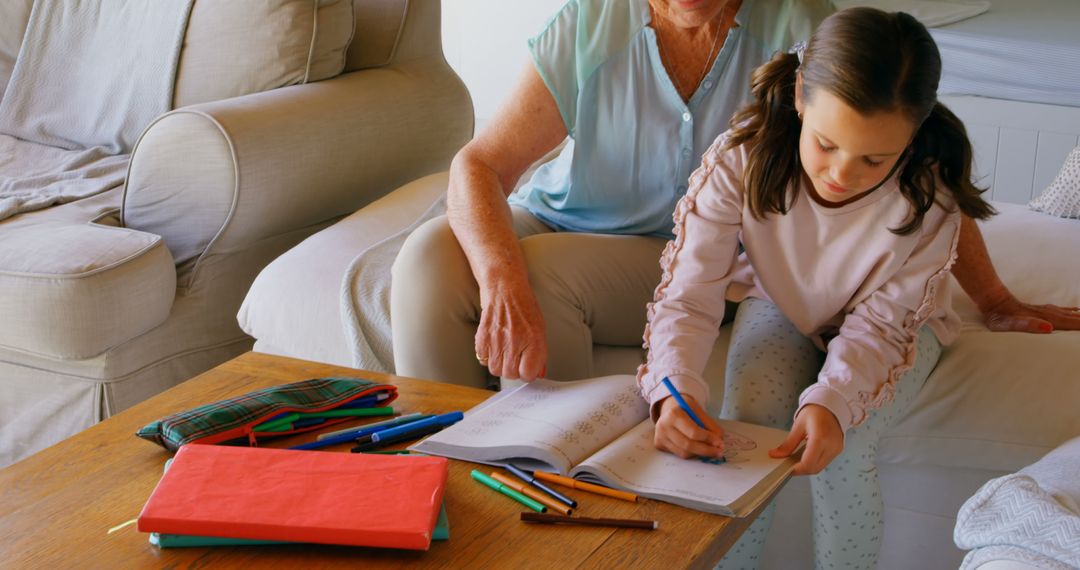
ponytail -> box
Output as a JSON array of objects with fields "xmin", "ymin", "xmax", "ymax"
[
  {"xmin": 727, "ymin": 8, "xmax": 995, "ymax": 233},
  {"xmin": 893, "ymin": 102, "xmax": 995, "ymax": 235},
  {"xmin": 725, "ymin": 51, "xmax": 802, "ymax": 220}
]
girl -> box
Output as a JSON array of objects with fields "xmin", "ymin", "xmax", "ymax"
[{"xmin": 636, "ymin": 7, "xmax": 995, "ymax": 569}]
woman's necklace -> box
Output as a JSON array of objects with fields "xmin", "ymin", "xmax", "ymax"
[{"xmin": 653, "ymin": 2, "xmax": 730, "ymax": 101}]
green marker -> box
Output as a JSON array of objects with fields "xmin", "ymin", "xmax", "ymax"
[
  {"xmin": 252, "ymin": 413, "xmax": 301, "ymax": 432},
  {"xmin": 471, "ymin": 470, "xmax": 547, "ymax": 513},
  {"xmin": 294, "ymin": 407, "xmax": 394, "ymax": 420},
  {"xmin": 254, "ymin": 407, "xmax": 395, "ymax": 432}
]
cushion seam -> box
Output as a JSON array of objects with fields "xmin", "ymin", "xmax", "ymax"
[
  {"xmin": 302, "ymin": 0, "xmax": 318, "ymax": 84},
  {"xmin": 0, "ymin": 235, "xmax": 167, "ymax": 279}
]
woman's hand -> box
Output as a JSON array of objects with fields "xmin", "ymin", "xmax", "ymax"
[
  {"xmin": 654, "ymin": 395, "xmax": 726, "ymax": 459},
  {"xmin": 953, "ymin": 215, "xmax": 1080, "ymax": 333},
  {"xmin": 981, "ymin": 294, "xmax": 1080, "ymax": 333},
  {"xmin": 769, "ymin": 404, "xmax": 843, "ymax": 475},
  {"xmin": 475, "ymin": 276, "xmax": 548, "ymax": 381}
]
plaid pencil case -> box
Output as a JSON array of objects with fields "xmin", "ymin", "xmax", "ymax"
[{"xmin": 136, "ymin": 377, "xmax": 398, "ymax": 451}]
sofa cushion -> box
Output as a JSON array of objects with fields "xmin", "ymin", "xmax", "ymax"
[
  {"xmin": 0, "ymin": 0, "xmax": 31, "ymax": 103},
  {"xmin": 346, "ymin": 0, "xmax": 406, "ymax": 71},
  {"xmin": 0, "ymin": 218, "xmax": 176, "ymax": 360},
  {"xmin": 880, "ymin": 202, "xmax": 1080, "ymax": 474},
  {"xmin": 174, "ymin": 0, "xmax": 354, "ymax": 108}
]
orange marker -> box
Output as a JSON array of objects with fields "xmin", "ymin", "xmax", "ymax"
[
  {"xmin": 533, "ymin": 471, "xmax": 638, "ymax": 503},
  {"xmin": 490, "ymin": 472, "xmax": 573, "ymax": 516}
]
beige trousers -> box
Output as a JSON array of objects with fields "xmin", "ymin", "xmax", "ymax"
[{"xmin": 391, "ymin": 206, "xmax": 668, "ymax": 388}]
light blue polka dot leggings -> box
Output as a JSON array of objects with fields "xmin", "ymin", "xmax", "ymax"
[{"xmin": 716, "ymin": 297, "xmax": 942, "ymax": 570}]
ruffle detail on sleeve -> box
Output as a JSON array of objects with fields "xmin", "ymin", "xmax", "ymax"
[
  {"xmin": 635, "ymin": 139, "xmax": 728, "ymax": 402},
  {"xmin": 846, "ymin": 213, "xmax": 961, "ymax": 428}
]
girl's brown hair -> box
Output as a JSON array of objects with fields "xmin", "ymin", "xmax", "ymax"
[{"xmin": 727, "ymin": 7, "xmax": 995, "ymax": 234}]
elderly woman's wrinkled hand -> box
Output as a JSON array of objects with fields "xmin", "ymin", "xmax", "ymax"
[
  {"xmin": 982, "ymin": 295, "xmax": 1080, "ymax": 333},
  {"xmin": 474, "ymin": 278, "xmax": 548, "ymax": 381}
]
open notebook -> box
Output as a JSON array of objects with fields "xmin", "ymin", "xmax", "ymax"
[{"xmin": 411, "ymin": 375, "xmax": 795, "ymax": 517}]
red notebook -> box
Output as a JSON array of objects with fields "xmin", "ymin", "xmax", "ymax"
[{"xmin": 137, "ymin": 445, "xmax": 448, "ymax": 550}]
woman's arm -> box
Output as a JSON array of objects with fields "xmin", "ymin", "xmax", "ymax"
[
  {"xmin": 953, "ymin": 214, "xmax": 1080, "ymax": 333},
  {"xmin": 447, "ymin": 63, "xmax": 568, "ymax": 381}
]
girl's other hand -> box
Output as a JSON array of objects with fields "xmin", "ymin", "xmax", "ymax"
[
  {"xmin": 654, "ymin": 395, "xmax": 726, "ymax": 459},
  {"xmin": 769, "ymin": 404, "xmax": 843, "ymax": 475},
  {"xmin": 475, "ymin": 277, "xmax": 548, "ymax": 381}
]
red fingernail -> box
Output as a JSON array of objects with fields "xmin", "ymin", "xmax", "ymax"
[
  {"xmin": 540, "ymin": 366, "xmax": 547, "ymax": 377},
  {"xmin": 1039, "ymin": 323, "xmax": 1053, "ymax": 333}
]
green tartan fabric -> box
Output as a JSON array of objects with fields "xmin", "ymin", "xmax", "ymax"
[{"xmin": 136, "ymin": 377, "xmax": 392, "ymax": 451}]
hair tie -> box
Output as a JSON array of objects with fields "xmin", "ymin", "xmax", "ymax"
[{"xmin": 787, "ymin": 41, "xmax": 806, "ymax": 66}]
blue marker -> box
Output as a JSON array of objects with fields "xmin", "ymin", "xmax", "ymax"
[
  {"xmin": 288, "ymin": 413, "xmax": 433, "ymax": 450},
  {"xmin": 350, "ymin": 412, "xmax": 464, "ymax": 452},
  {"xmin": 337, "ymin": 393, "xmax": 391, "ymax": 409},
  {"xmin": 662, "ymin": 377, "xmax": 724, "ymax": 462},
  {"xmin": 505, "ymin": 463, "xmax": 577, "ymax": 508},
  {"xmin": 661, "ymin": 377, "xmax": 707, "ymax": 429}
]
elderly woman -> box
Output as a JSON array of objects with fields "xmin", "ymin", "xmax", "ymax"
[{"xmin": 389, "ymin": 0, "xmax": 1079, "ymax": 388}]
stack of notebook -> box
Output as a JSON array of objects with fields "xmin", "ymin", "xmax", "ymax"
[{"xmin": 137, "ymin": 444, "xmax": 449, "ymax": 550}]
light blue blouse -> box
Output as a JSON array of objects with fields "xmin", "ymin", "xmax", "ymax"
[{"xmin": 508, "ymin": 0, "xmax": 829, "ymax": 238}]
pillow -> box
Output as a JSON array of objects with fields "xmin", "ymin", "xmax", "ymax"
[
  {"xmin": 1028, "ymin": 146, "xmax": 1080, "ymax": 219},
  {"xmin": 173, "ymin": 0, "xmax": 354, "ymax": 108},
  {"xmin": 0, "ymin": 0, "xmax": 33, "ymax": 102}
]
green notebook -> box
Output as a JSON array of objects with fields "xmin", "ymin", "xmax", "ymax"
[{"xmin": 149, "ymin": 505, "xmax": 450, "ymax": 547}]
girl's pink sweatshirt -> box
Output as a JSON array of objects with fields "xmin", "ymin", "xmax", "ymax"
[{"xmin": 638, "ymin": 132, "xmax": 962, "ymax": 432}]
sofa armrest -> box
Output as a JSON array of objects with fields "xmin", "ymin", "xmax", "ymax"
[{"xmin": 121, "ymin": 58, "xmax": 472, "ymax": 284}]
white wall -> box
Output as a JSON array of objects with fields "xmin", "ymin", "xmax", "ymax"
[{"xmin": 442, "ymin": 0, "xmax": 566, "ymax": 132}]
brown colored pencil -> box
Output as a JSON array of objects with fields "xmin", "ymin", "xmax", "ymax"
[{"xmin": 520, "ymin": 512, "xmax": 658, "ymax": 530}]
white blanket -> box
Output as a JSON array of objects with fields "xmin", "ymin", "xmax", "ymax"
[
  {"xmin": 340, "ymin": 195, "xmax": 448, "ymax": 373},
  {"xmin": 0, "ymin": 0, "xmax": 193, "ymax": 155},
  {"xmin": 954, "ymin": 436, "xmax": 1080, "ymax": 569},
  {"xmin": 833, "ymin": 0, "xmax": 990, "ymax": 27},
  {"xmin": 0, "ymin": 0, "xmax": 193, "ymax": 221},
  {"xmin": 0, "ymin": 134, "xmax": 127, "ymax": 222}
]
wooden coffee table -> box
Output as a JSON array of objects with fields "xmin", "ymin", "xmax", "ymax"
[{"xmin": 0, "ymin": 352, "xmax": 770, "ymax": 569}]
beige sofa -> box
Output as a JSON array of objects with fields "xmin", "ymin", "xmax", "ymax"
[{"xmin": 0, "ymin": 0, "xmax": 472, "ymax": 468}]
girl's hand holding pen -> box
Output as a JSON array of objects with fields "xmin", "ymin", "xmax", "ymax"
[
  {"xmin": 769, "ymin": 404, "xmax": 844, "ymax": 475},
  {"xmin": 654, "ymin": 394, "xmax": 726, "ymax": 460}
]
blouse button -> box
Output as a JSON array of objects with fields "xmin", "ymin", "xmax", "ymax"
[{"xmin": 682, "ymin": 112, "xmax": 691, "ymax": 122}]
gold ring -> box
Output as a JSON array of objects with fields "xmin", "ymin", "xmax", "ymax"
[{"xmin": 476, "ymin": 353, "xmax": 488, "ymax": 364}]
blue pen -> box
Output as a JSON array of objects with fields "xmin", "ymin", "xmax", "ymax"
[
  {"xmin": 505, "ymin": 463, "xmax": 577, "ymax": 508},
  {"xmin": 661, "ymin": 377, "xmax": 707, "ymax": 429},
  {"xmin": 337, "ymin": 393, "xmax": 391, "ymax": 409},
  {"xmin": 288, "ymin": 413, "xmax": 433, "ymax": 450},
  {"xmin": 350, "ymin": 412, "xmax": 464, "ymax": 452},
  {"xmin": 662, "ymin": 377, "xmax": 725, "ymax": 462},
  {"xmin": 367, "ymin": 412, "xmax": 463, "ymax": 444}
]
